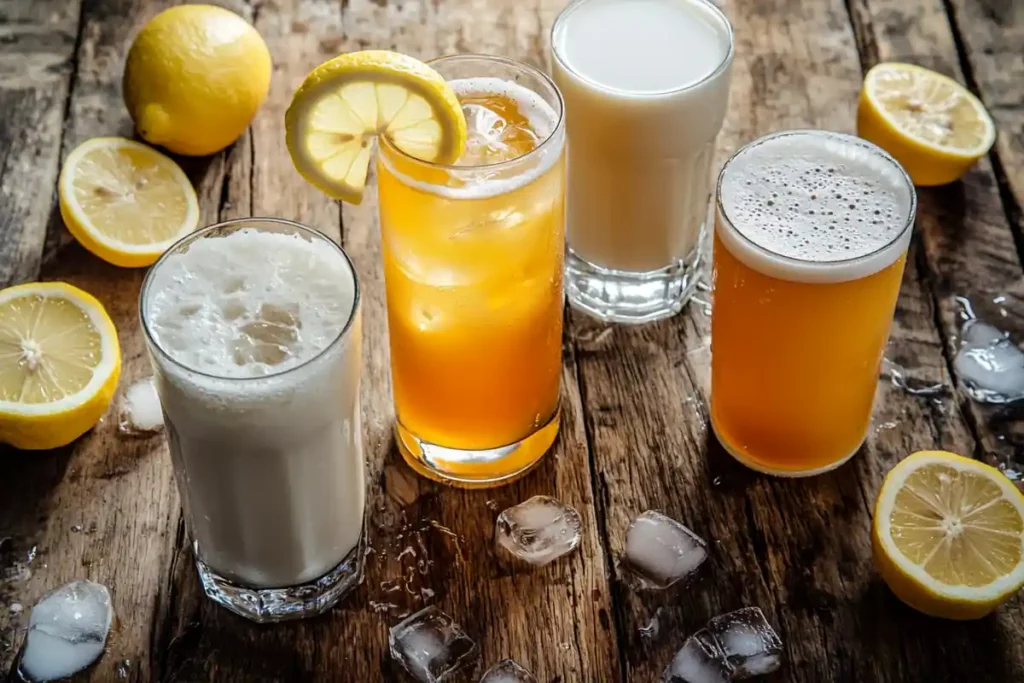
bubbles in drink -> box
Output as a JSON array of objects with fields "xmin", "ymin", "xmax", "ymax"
[
  {"xmin": 117, "ymin": 376, "xmax": 163, "ymax": 435},
  {"xmin": 718, "ymin": 131, "xmax": 914, "ymax": 270},
  {"xmin": 954, "ymin": 320, "xmax": 1024, "ymax": 403},
  {"xmin": 495, "ymin": 495, "xmax": 582, "ymax": 566},
  {"xmin": 388, "ymin": 606, "xmax": 479, "ymax": 683},
  {"xmin": 480, "ymin": 658, "xmax": 537, "ymax": 683},
  {"xmin": 17, "ymin": 580, "xmax": 112, "ymax": 682},
  {"xmin": 146, "ymin": 228, "xmax": 354, "ymax": 378},
  {"xmin": 621, "ymin": 510, "xmax": 708, "ymax": 590}
]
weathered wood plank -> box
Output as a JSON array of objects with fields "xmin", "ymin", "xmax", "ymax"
[
  {"xmin": 155, "ymin": 1, "xmax": 620, "ymax": 681},
  {"xmin": 0, "ymin": 0, "xmax": 248, "ymax": 680},
  {"xmin": 573, "ymin": 0, "xmax": 1020, "ymax": 680},
  {"xmin": 942, "ymin": 0, "xmax": 1024, "ymax": 256}
]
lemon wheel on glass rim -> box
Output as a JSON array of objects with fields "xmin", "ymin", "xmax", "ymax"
[
  {"xmin": 872, "ymin": 450, "xmax": 1024, "ymax": 619},
  {"xmin": 0, "ymin": 282, "xmax": 121, "ymax": 450},
  {"xmin": 285, "ymin": 50, "xmax": 467, "ymax": 204}
]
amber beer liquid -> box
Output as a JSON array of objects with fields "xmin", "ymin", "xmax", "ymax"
[
  {"xmin": 377, "ymin": 55, "xmax": 565, "ymax": 487},
  {"xmin": 711, "ymin": 130, "xmax": 916, "ymax": 476}
]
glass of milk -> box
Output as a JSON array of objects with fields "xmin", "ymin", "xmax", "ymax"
[
  {"xmin": 140, "ymin": 218, "xmax": 365, "ymax": 623},
  {"xmin": 552, "ymin": 0, "xmax": 734, "ymax": 323}
]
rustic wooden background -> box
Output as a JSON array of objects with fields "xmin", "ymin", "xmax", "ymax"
[{"xmin": 1, "ymin": 0, "xmax": 1023, "ymax": 681}]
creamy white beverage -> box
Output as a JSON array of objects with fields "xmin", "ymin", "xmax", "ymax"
[
  {"xmin": 141, "ymin": 220, "xmax": 364, "ymax": 619},
  {"xmin": 552, "ymin": 0, "xmax": 733, "ymax": 323}
]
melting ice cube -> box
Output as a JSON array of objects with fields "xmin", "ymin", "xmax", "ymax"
[
  {"xmin": 479, "ymin": 658, "xmax": 537, "ymax": 683},
  {"xmin": 388, "ymin": 606, "xmax": 478, "ymax": 682},
  {"xmin": 495, "ymin": 496, "xmax": 582, "ymax": 566},
  {"xmin": 953, "ymin": 321, "xmax": 1024, "ymax": 403},
  {"xmin": 706, "ymin": 607, "xmax": 783, "ymax": 678},
  {"xmin": 17, "ymin": 580, "xmax": 113, "ymax": 682},
  {"xmin": 118, "ymin": 377, "xmax": 164, "ymax": 435},
  {"xmin": 621, "ymin": 511, "xmax": 707, "ymax": 590},
  {"xmin": 663, "ymin": 629, "xmax": 732, "ymax": 683}
]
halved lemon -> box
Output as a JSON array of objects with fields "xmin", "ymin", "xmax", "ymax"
[
  {"xmin": 285, "ymin": 50, "xmax": 467, "ymax": 204},
  {"xmin": 857, "ymin": 63, "xmax": 996, "ymax": 186},
  {"xmin": 872, "ymin": 450, "xmax": 1024, "ymax": 619},
  {"xmin": 59, "ymin": 137, "xmax": 200, "ymax": 267},
  {"xmin": 0, "ymin": 282, "xmax": 121, "ymax": 450}
]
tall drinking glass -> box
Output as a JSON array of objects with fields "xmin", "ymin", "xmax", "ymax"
[
  {"xmin": 712, "ymin": 131, "xmax": 917, "ymax": 476},
  {"xmin": 140, "ymin": 218, "xmax": 365, "ymax": 622},
  {"xmin": 552, "ymin": 0, "xmax": 734, "ymax": 323},
  {"xmin": 377, "ymin": 55, "xmax": 566, "ymax": 488}
]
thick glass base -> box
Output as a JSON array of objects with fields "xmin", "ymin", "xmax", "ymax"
[
  {"xmin": 396, "ymin": 407, "xmax": 560, "ymax": 489},
  {"xmin": 565, "ymin": 240, "xmax": 705, "ymax": 325},
  {"xmin": 194, "ymin": 537, "xmax": 364, "ymax": 623},
  {"xmin": 710, "ymin": 420, "xmax": 863, "ymax": 478}
]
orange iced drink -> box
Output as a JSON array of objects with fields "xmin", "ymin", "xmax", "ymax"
[
  {"xmin": 711, "ymin": 130, "xmax": 916, "ymax": 476},
  {"xmin": 377, "ymin": 56, "xmax": 566, "ymax": 487}
]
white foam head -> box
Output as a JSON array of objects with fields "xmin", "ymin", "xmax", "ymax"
[
  {"xmin": 716, "ymin": 130, "xmax": 916, "ymax": 283},
  {"xmin": 141, "ymin": 222, "xmax": 360, "ymax": 423}
]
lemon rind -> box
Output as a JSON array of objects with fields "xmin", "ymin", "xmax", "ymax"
[
  {"xmin": 864, "ymin": 63, "xmax": 996, "ymax": 160},
  {"xmin": 59, "ymin": 137, "xmax": 200, "ymax": 254},
  {"xmin": 875, "ymin": 451, "xmax": 1024, "ymax": 601},
  {"xmin": 0, "ymin": 282, "xmax": 120, "ymax": 417}
]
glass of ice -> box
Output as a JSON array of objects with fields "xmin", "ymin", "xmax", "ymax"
[
  {"xmin": 140, "ymin": 218, "xmax": 365, "ymax": 622},
  {"xmin": 376, "ymin": 55, "xmax": 566, "ymax": 488}
]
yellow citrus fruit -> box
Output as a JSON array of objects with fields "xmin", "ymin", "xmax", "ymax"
[
  {"xmin": 123, "ymin": 4, "xmax": 272, "ymax": 156},
  {"xmin": 872, "ymin": 450, "xmax": 1024, "ymax": 619},
  {"xmin": 0, "ymin": 282, "xmax": 121, "ymax": 450},
  {"xmin": 285, "ymin": 50, "xmax": 467, "ymax": 204},
  {"xmin": 857, "ymin": 62, "xmax": 996, "ymax": 186},
  {"xmin": 59, "ymin": 138, "xmax": 200, "ymax": 268}
]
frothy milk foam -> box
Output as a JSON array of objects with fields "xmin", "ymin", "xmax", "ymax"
[
  {"xmin": 717, "ymin": 131, "xmax": 915, "ymax": 283},
  {"xmin": 144, "ymin": 228, "xmax": 364, "ymax": 588}
]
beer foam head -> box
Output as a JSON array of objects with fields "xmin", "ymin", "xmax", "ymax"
[
  {"xmin": 144, "ymin": 227, "xmax": 357, "ymax": 379},
  {"xmin": 717, "ymin": 130, "xmax": 916, "ymax": 283}
]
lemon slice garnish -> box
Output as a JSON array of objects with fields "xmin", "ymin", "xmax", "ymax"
[
  {"xmin": 872, "ymin": 450, "xmax": 1024, "ymax": 619},
  {"xmin": 285, "ymin": 50, "xmax": 467, "ymax": 204},
  {"xmin": 0, "ymin": 282, "xmax": 121, "ymax": 450},
  {"xmin": 857, "ymin": 63, "xmax": 996, "ymax": 186},
  {"xmin": 59, "ymin": 137, "xmax": 200, "ymax": 268}
]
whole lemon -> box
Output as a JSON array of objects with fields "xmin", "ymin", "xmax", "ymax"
[{"xmin": 123, "ymin": 5, "xmax": 272, "ymax": 156}]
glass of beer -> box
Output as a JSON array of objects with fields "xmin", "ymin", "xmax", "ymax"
[
  {"xmin": 376, "ymin": 55, "xmax": 566, "ymax": 488},
  {"xmin": 711, "ymin": 130, "xmax": 916, "ymax": 476}
]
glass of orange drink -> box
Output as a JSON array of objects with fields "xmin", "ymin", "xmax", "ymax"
[
  {"xmin": 377, "ymin": 55, "xmax": 566, "ymax": 487},
  {"xmin": 711, "ymin": 130, "xmax": 917, "ymax": 476}
]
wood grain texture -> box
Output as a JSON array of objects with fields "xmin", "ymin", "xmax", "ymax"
[
  {"xmin": 571, "ymin": 0, "xmax": 1022, "ymax": 681},
  {"xmin": 1, "ymin": 0, "xmax": 1023, "ymax": 681}
]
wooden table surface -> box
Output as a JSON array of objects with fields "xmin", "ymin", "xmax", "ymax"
[{"xmin": 2, "ymin": 0, "xmax": 1024, "ymax": 681}]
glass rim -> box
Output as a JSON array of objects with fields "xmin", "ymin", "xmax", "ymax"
[
  {"xmin": 715, "ymin": 129, "xmax": 918, "ymax": 269},
  {"xmin": 139, "ymin": 216, "xmax": 361, "ymax": 383},
  {"xmin": 550, "ymin": 0, "xmax": 735, "ymax": 98},
  {"xmin": 376, "ymin": 53, "xmax": 566, "ymax": 173}
]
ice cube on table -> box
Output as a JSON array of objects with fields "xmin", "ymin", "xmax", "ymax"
[
  {"xmin": 663, "ymin": 629, "xmax": 732, "ymax": 683},
  {"xmin": 495, "ymin": 496, "xmax": 582, "ymax": 566},
  {"xmin": 388, "ymin": 606, "xmax": 478, "ymax": 682},
  {"xmin": 479, "ymin": 658, "xmax": 537, "ymax": 682},
  {"xmin": 118, "ymin": 376, "xmax": 164, "ymax": 435},
  {"xmin": 706, "ymin": 607, "xmax": 783, "ymax": 678},
  {"xmin": 954, "ymin": 321, "xmax": 1024, "ymax": 403},
  {"xmin": 18, "ymin": 580, "xmax": 112, "ymax": 682},
  {"xmin": 621, "ymin": 510, "xmax": 707, "ymax": 590}
]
